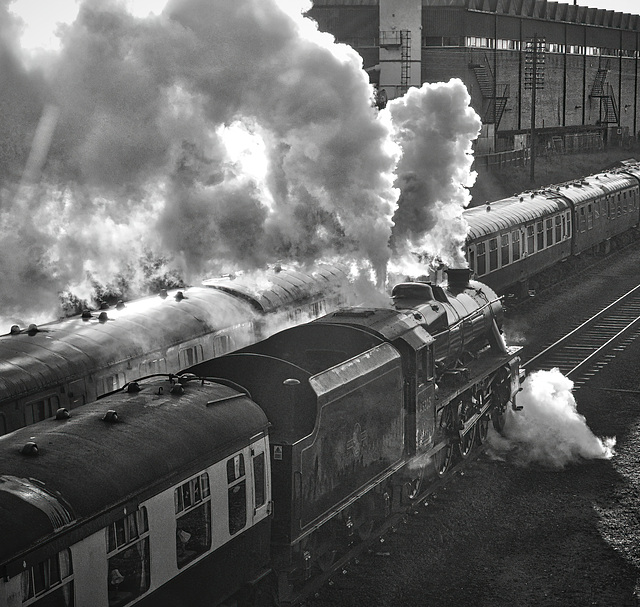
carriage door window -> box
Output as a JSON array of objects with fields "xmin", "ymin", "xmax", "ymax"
[
  {"xmin": 536, "ymin": 222, "xmax": 544, "ymax": 250},
  {"xmin": 566, "ymin": 212, "xmax": 572, "ymax": 237},
  {"xmin": 253, "ymin": 450, "xmax": 266, "ymax": 512},
  {"xmin": 107, "ymin": 508, "xmax": 150, "ymax": 606},
  {"xmin": 511, "ymin": 230, "xmax": 521, "ymax": 261},
  {"xmin": 488, "ymin": 238, "xmax": 498, "ymax": 271},
  {"xmin": 546, "ymin": 219, "xmax": 554, "ymax": 246},
  {"xmin": 526, "ymin": 225, "xmax": 535, "ymax": 254},
  {"xmin": 500, "ymin": 234, "xmax": 510, "ymax": 266},
  {"xmin": 587, "ymin": 204, "xmax": 593, "ymax": 229},
  {"xmin": 24, "ymin": 395, "xmax": 60, "ymax": 426},
  {"xmin": 555, "ymin": 216, "xmax": 562, "ymax": 242},
  {"xmin": 476, "ymin": 242, "xmax": 486, "ymax": 275},
  {"xmin": 468, "ymin": 248, "xmax": 475, "ymax": 274},
  {"xmin": 609, "ymin": 197, "xmax": 617, "ymax": 220},
  {"xmin": 21, "ymin": 548, "xmax": 73, "ymax": 607},
  {"xmin": 227, "ymin": 454, "xmax": 247, "ymax": 535},
  {"xmin": 175, "ymin": 474, "xmax": 212, "ymax": 568}
]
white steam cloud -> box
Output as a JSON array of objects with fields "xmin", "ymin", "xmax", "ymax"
[
  {"xmin": 0, "ymin": 0, "xmax": 480, "ymax": 330},
  {"xmin": 489, "ymin": 369, "xmax": 616, "ymax": 469}
]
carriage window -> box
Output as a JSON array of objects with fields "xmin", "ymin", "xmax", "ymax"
[
  {"xmin": 555, "ymin": 216, "xmax": 562, "ymax": 242},
  {"xmin": 98, "ymin": 374, "xmax": 126, "ymax": 397},
  {"xmin": 22, "ymin": 549, "xmax": 73, "ymax": 607},
  {"xmin": 179, "ymin": 345, "xmax": 204, "ymax": 368},
  {"xmin": 253, "ymin": 451, "xmax": 266, "ymax": 510},
  {"xmin": 175, "ymin": 474, "xmax": 211, "ymax": 568},
  {"xmin": 501, "ymin": 234, "xmax": 510, "ymax": 266},
  {"xmin": 587, "ymin": 204, "xmax": 593, "ymax": 229},
  {"xmin": 488, "ymin": 238, "xmax": 498, "ymax": 271},
  {"xmin": 138, "ymin": 358, "xmax": 166, "ymax": 376},
  {"xmin": 526, "ymin": 225, "xmax": 535, "ymax": 254},
  {"xmin": 24, "ymin": 395, "xmax": 60, "ymax": 426},
  {"xmin": 107, "ymin": 508, "xmax": 150, "ymax": 606},
  {"xmin": 594, "ymin": 201, "xmax": 600, "ymax": 219},
  {"xmin": 213, "ymin": 334, "xmax": 232, "ymax": 357},
  {"xmin": 228, "ymin": 454, "xmax": 247, "ymax": 535},
  {"xmin": 609, "ymin": 199, "xmax": 617, "ymax": 219},
  {"xmin": 536, "ymin": 222, "xmax": 544, "ymax": 249},
  {"xmin": 566, "ymin": 212, "xmax": 572, "ymax": 237},
  {"xmin": 476, "ymin": 242, "xmax": 486, "ymax": 275},
  {"xmin": 512, "ymin": 231, "xmax": 521, "ymax": 261},
  {"xmin": 546, "ymin": 219, "xmax": 553, "ymax": 245}
]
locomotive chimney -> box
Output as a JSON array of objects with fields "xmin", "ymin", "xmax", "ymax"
[{"xmin": 445, "ymin": 268, "xmax": 472, "ymax": 292}]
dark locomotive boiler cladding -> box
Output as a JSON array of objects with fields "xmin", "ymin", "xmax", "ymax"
[{"xmin": 391, "ymin": 267, "xmax": 507, "ymax": 378}]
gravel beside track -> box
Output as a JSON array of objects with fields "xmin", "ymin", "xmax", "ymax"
[{"xmin": 305, "ymin": 242, "xmax": 640, "ymax": 607}]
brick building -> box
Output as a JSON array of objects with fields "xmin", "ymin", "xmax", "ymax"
[{"xmin": 308, "ymin": 0, "xmax": 640, "ymax": 157}]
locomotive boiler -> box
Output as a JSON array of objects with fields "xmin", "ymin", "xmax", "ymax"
[{"xmin": 391, "ymin": 267, "xmax": 506, "ymax": 375}]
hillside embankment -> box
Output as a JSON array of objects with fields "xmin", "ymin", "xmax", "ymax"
[{"xmin": 469, "ymin": 146, "xmax": 640, "ymax": 207}]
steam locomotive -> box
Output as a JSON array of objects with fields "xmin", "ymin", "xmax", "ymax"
[
  {"xmin": 464, "ymin": 159, "xmax": 640, "ymax": 295},
  {"xmin": 0, "ymin": 263, "xmax": 351, "ymax": 436},
  {"xmin": 0, "ymin": 269, "xmax": 521, "ymax": 607}
]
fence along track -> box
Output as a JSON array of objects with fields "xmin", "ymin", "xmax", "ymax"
[{"xmin": 523, "ymin": 283, "xmax": 640, "ymax": 387}]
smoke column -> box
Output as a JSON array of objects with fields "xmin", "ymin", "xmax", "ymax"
[
  {"xmin": 489, "ymin": 369, "xmax": 616, "ymax": 469},
  {"xmin": 386, "ymin": 79, "xmax": 481, "ymax": 274},
  {"xmin": 0, "ymin": 0, "xmax": 481, "ymax": 330}
]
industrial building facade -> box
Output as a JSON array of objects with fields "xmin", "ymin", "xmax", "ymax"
[{"xmin": 307, "ymin": 0, "xmax": 640, "ymax": 156}]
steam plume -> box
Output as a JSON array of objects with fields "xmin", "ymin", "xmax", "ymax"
[
  {"xmin": 0, "ymin": 0, "xmax": 482, "ymax": 330},
  {"xmin": 489, "ymin": 369, "xmax": 616, "ymax": 469},
  {"xmin": 387, "ymin": 79, "xmax": 481, "ymax": 270}
]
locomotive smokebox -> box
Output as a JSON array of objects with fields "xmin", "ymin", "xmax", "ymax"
[{"xmin": 445, "ymin": 267, "xmax": 472, "ymax": 292}]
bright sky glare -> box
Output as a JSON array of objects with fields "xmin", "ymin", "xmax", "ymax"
[{"xmin": 9, "ymin": 0, "xmax": 170, "ymax": 51}]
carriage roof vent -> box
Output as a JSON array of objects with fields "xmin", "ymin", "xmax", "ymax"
[
  {"xmin": 159, "ymin": 289, "xmax": 168, "ymax": 299},
  {"xmin": 20, "ymin": 442, "xmax": 39, "ymax": 456},
  {"xmin": 103, "ymin": 410, "xmax": 119, "ymax": 423},
  {"xmin": 82, "ymin": 309, "xmax": 92, "ymax": 320},
  {"xmin": 55, "ymin": 408, "xmax": 70, "ymax": 420},
  {"xmin": 98, "ymin": 312, "xmax": 109, "ymax": 323},
  {"xmin": 175, "ymin": 291, "xmax": 185, "ymax": 301},
  {"xmin": 10, "ymin": 325, "xmax": 20, "ymax": 335},
  {"xmin": 116, "ymin": 300, "xmax": 125, "ymax": 310},
  {"xmin": 99, "ymin": 301, "xmax": 109, "ymax": 310}
]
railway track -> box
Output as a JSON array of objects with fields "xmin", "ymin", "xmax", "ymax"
[{"xmin": 523, "ymin": 283, "xmax": 640, "ymax": 387}]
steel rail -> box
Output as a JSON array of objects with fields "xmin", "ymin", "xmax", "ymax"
[{"xmin": 522, "ymin": 282, "xmax": 640, "ymax": 384}]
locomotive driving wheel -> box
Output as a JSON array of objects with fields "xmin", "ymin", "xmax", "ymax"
[
  {"xmin": 457, "ymin": 399, "xmax": 476, "ymax": 459},
  {"xmin": 491, "ymin": 370, "xmax": 511, "ymax": 434},
  {"xmin": 476, "ymin": 413, "xmax": 490, "ymax": 444},
  {"xmin": 433, "ymin": 405, "xmax": 454, "ymax": 476}
]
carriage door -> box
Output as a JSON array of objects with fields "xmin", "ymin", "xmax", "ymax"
[
  {"xmin": 251, "ymin": 442, "xmax": 271, "ymax": 524},
  {"xmin": 67, "ymin": 378, "xmax": 87, "ymax": 409}
]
